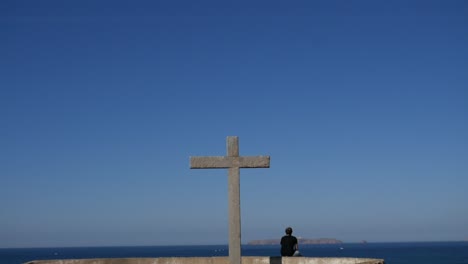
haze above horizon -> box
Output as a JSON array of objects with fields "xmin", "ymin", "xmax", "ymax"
[{"xmin": 1, "ymin": 0, "xmax": 467, "ymax": 248}]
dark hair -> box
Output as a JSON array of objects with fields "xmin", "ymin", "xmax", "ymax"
[{"xmin": 285, "ymin": 227, "xmax": 293, "ymax": 235}]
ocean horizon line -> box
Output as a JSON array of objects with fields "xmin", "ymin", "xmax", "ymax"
[{"xmin": 2, "ymin": 240, "xmax": 467, "ymax": 250}]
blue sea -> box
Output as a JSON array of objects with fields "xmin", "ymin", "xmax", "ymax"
[{"xmin": 1, "ymin": 242, "xmax": 467, "ymax": 264}]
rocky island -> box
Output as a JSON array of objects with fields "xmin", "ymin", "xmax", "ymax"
[{"xmin": 248, "ymin": 238, "xmax": 343, "ymax": 245}]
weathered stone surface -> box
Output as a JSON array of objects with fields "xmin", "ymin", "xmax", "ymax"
[{"xmin": 24, "ymin": 257, "xmax": 385, "ymax": 264}]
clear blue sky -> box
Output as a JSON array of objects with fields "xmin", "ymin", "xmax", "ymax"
[{"xmin": 1, "ymin": 0, "xmax": 467, "ymax": 248}]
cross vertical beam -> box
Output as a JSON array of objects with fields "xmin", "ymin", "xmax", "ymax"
[
  {"xmin": 190, "ymin": 136, "xmax": 270, "ymax": 264},
  {"xmin": 227, "ymin": 137, "xmax": 241, "ymax": 264}
]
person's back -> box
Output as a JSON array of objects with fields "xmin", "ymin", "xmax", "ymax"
[{"xmin": 280, "ymin": 227, "xmax": 298, "ymax": 256}]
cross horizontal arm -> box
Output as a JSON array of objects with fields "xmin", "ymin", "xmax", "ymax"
[{"xmin": 190, "ymin": 156, "xmax": 270, "ymax": 169}]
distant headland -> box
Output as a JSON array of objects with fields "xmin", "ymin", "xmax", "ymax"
[{"xmin": 248, "ymin": 238, "xmax": 343, "ymax": 245}]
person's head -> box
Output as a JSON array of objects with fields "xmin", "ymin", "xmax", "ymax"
[{"xmin": 285, "ymin": 227, "xmax": 293, "ymax": 235}]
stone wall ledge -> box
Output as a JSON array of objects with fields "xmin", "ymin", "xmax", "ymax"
[{"xmin": 25, "ymin": 256, "xmax": 385, "ymax": 264}]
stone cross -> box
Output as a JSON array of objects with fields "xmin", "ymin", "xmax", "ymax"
[{"xmin": 190, "ymin": 136, "xmax": 270, "ymax": 264}]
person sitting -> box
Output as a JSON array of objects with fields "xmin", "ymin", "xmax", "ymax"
[{"xmin": 280, "ymin": 227, "xmax": 298, "ymax": 256}]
